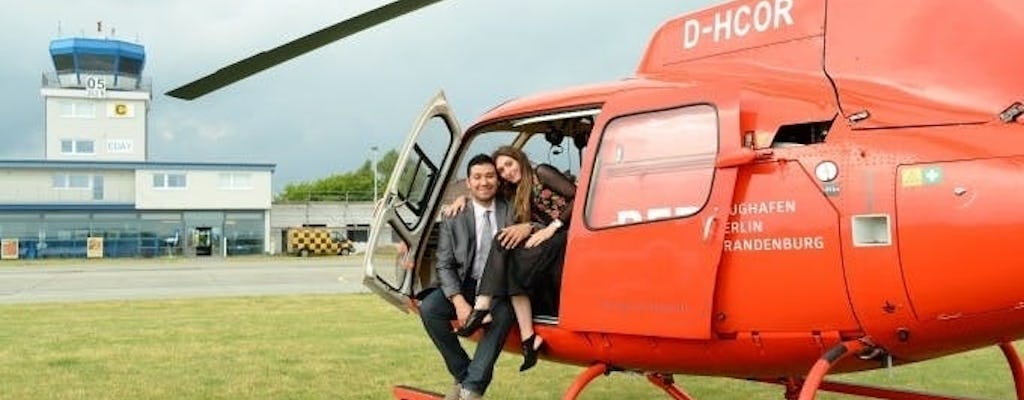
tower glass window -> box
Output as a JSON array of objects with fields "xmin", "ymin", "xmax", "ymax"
[
  {"xmin": 78, "ymin": 54, "xmax": 115, "ymax": 72},
  {"xmin": 52, "ymin": 54, "xmax": 74, "ymax": 73},
  {"xmin": 117, "ymin": 57, "xmax": 142, "ymax": 76}
]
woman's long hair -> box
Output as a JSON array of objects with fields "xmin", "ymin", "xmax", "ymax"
[{"xmin": 492, "ymin": 146, "xmax": 535, "ymax": 223}]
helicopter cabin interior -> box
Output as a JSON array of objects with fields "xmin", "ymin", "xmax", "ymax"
[{"xmin": 412, "ymin": 107, "xmax": 599, "ymax": 319}]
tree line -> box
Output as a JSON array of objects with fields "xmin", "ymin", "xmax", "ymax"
[{"xmin": 276, "ymin": 149, "xmax": 399, "ymax": 202}]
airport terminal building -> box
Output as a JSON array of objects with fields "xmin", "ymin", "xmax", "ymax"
[{"xmin": 0, "ymin": 37, "xmax": 274, "ymax": 259}]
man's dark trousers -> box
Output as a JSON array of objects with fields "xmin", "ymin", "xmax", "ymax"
[{"xmin": 419, "ymin": 278, "xmax": 514, "ymax": 395}]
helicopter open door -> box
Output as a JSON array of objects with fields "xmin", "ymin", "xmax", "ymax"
[
  {"xmin": 363, "ymin": 92, "xmax": 461, "ymax": 310},
  {"xmin": 561, "ymin": 86, "xmax": 745, "ymax": 340}
]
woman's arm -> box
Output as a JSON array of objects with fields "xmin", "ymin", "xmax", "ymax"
[
  {"xmin": 441, "ymin": 195, "xmax": 468, "ymax": 217},
  {"xmin": 536, "ymin": 164, "xmax": 576, "ymax": 199},
  {"xmin": 536, "ymin": 164, "xmax": 576, "ymax": 225}
]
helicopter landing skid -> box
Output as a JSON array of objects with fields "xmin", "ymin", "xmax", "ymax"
[
  {"xmin": 645, "ymin": 372, "xmax": 696, "ymax": 400},
  {"xmin": 794, "ymin": 339, "xmax": 867, "ymax": 400},
  {"xmin": 771, "ymin": 340, "xmax": 1024, "ymax": 400},
  {"xmin": 999, "ymin": 342, "xmax": 1024, "ymax": 399},
  {"xmin": 561, "ymin": 363, "xmax": 694, "ymax": 400}
]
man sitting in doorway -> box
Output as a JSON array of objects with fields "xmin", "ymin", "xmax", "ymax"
[{"xmin": 417, "ymin": 154, "xmax": 528, "ymax": 399}]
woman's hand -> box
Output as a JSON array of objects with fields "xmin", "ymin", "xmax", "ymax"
[
  {"xmin": 441, "ymin": 195, "xmax": 468, "ymax": 217},
  {"xmin": 525, "ymin": 226, "xmax": 556, "ymax": 248},
  {"xmin": 497, "ymin": 223, "xmax": 531, "ymax": 249}
]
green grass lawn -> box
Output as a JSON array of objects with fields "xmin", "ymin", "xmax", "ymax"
[{"xmin": 0, "ymin": 294, "xmax": 1017, "ymax": 399}]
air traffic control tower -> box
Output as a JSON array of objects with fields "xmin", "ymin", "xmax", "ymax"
[
  {"xmin": 0, "ymin": 34, "xmax": 274, "ymax": 260},
  {"xmin": 41, "ymin": 37, "xmax": 150, "ymax": 162}
]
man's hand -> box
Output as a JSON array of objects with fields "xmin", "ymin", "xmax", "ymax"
[
  {"xmin": 525, "ymin": 226, "xmax": 555, "ymax": 248},
  {"xmin": 451, "ymin": 294, "xmax": 472, "ymax": 325},
  {"xmin": 498, "ymin": 223, "xmax": 531, "ymax": 249}
]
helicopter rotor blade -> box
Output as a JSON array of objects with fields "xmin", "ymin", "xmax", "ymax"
[{"xmin": 166, "ymin": 0, "xmax": 445, "ymax": 100}]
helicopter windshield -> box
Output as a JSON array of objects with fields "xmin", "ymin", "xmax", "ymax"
[{"xmin": 457, "ymin": 109, "xmax": 598, "ymax": 182}]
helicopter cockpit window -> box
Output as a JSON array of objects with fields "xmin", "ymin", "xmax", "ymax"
[
  {"xmin": 586, "ymin": 104, "xmax": 718, "ymax": 228},
  {"xmin": 457, "ymin": 110, "xmax": 595, "ymax": 183},
  {"xmin": 520, "ymin": 130, "xmax": 583, "ymax": 180},
  {"xmin": 516, "ymin": 111, "xmax": 595, "ymax": 181}
]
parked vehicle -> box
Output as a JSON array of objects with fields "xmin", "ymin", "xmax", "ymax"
[{"xmin": 284, "ymin": 227, "xmax": 354, "ymax": 257}]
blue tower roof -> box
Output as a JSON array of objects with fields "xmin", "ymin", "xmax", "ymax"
[{"xmin": 48, "ymin": 37, "xmax": 146, "ymax": 90}]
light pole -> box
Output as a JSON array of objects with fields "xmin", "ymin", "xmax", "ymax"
[{"xmin": 370, "ymin": 146, "xmax": 379, "ymax": 203}]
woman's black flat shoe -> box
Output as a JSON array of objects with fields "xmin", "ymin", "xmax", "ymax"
[
  {"xmin": 455, "ymin": 309, "xmax": 490, "ymax": 337},
  {"xmin": 519, "ymin": 334, "xmax": 545, "ymax": 372}
]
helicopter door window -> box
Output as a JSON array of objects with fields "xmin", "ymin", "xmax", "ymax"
[
  {"xmin": 394, "ymin": 145, "xmax": 438, "ymax": 228},
  {"xmin": 585, "ymin": 104, "xmax": 718, "ymax": 229},
  {"xmin": 391, "ymin": 116, "xmax": 451, "ymax": 230}
]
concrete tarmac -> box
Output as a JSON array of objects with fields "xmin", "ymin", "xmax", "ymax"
[{"xmin": 0, "ymin": 255, "xmax": 368, "ymax": 304}]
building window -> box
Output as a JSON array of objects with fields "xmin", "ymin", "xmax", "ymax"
[
  {"xmin": 60, "ymin": 139, "xmax": 95, "ymax": 155},
  {"xmin": 58, "ymin": 100, "xmax": 96, "ymax": 118},
  {"xmin": 585, "ymin": 104, "xmax": 719, "ymax": 228},
  {"xmin": 118, "ymin": 57, "xmax": 143, "ymax": 76},
  {"xmin": 153, "ymin": 173, "xmax": 187, "ymax": 189},
  {"xmin": 78, "ymin": 54, "xmax": 115, "ymax": 72},
  {"xmin": 218, "ymin": 172, "xmax": 252, "ymax": 190},
  {"xmin": 53, "ymin": 173, "xmax": 92, "ymax": 189},
  {"xmin": 52, "ymin": 54, "xmax": 75, "ymax": 73}
]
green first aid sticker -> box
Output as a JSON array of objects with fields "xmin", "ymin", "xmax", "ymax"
[
  {"xmin": 901, "ymin": 166, "xmax": 943, "ymax": 188},
  {"xmin": 922, "ymin": 166, "xmax": 943, "ymax": 185}
]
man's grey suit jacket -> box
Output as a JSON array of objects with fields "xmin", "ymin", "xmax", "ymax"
[{"xmin": 433, "ymin": 197, "xmax": 512, "ymax": 299}]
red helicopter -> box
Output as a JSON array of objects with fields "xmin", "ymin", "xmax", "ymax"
[{"xmin": 169, "ymin": 0, "xmax": 1024, "ymax": 398}]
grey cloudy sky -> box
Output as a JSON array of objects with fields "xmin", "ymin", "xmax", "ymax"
[{"xmin": 0, "ymin": 1, "xmax": 712, "ymax": 192}]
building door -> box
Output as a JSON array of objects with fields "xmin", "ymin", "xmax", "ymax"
[
  {"xmin": 195, "ymin": 227, "xmax": 213, "ymax": 256},
  {"xmin": 93, "ymin": 176, "xmax": 104, "ymax": 200}
]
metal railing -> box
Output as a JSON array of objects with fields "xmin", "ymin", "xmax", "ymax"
[
  {"xmin": 274, "ymin": 190, "xmax": 376, "ymax": 203},
  {"xmin": 41, "ymin": 72, "xmax": 152, "ymax": 92}
]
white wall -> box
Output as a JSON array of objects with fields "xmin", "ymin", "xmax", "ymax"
[
  {"xmin": 42, "ymin": 89, "xmax": 149, "ymax": 162},
  {"xmin": 269, "ymin": 201, "xmax": 375, "ymax": 229},
  {"xmin": 135, "ymin": 170, "xmax": 272, "ymax": 210},
  {"xmin": 0, "ymin": 168, "xmax": 134, "ymax": 203}
]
